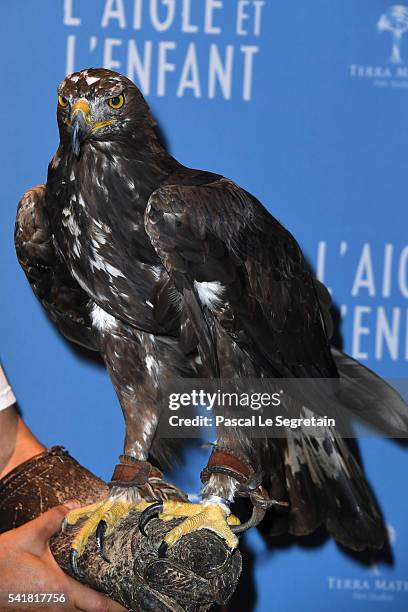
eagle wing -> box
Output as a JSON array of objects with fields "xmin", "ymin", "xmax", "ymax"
[
  {"xmin": 144, "ymin": 176, "xmax": 391, "ymax": 550},
  {"xmin": 15, "ymin": 185, "xmax": 97, "ymax": 350},
  {"xmin": 145, "ymin": 176, "xmax": 337, "ymax": 379}
]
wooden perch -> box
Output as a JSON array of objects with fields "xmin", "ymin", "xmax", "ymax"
[{"xmin": 0, "ymin": 446, "xmax": 241, "ymax": 612}]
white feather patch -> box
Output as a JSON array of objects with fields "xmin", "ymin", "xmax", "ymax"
[
  {"xmin": 194, "ymin": 281, "xmax": 224, "ymax": 309},
  {"xmin": 86, "ymin": 76, "xmax": 100, "ymax": 85},
  {"xmin": 90, "ymin": 304, "xmax": 117, "ymax": 331},
  {"xmin": 145, "ymin": 355, "xmax": 159, "ymax": 377}
]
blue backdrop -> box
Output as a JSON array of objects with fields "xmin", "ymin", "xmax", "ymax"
[{"xmin": 1, "ymin": 1, "xmax": 408, "ymax": 610}]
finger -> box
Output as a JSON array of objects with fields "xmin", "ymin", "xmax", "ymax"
[
  {"xmin": 21, "ymin": 501, "xmax": 81, "ymax": 553},
  {"xmin": 68, "ymin": 577, "xmax": 127, "ymax": 612}
]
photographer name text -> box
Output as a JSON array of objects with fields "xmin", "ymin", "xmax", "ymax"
[{"xmin": 168, "ymin": 414, "xmax": 336, "ymax": 430}]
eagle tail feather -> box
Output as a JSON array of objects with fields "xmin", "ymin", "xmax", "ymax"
[
  {"xmin": 331, "ymin": 347, "xmax": 408, "ymax": 435},
  {"xmin": 263, "ymin": 428, "xmax": 387, "ymax": 550},
  {"xmin": 262, "ymin": 348, "xmax": 408, "ymax": 549}
]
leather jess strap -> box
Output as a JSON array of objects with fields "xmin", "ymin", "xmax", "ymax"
[
  {"xmin": 109, "ymin": 455, "xmax": 189, "ymax": 503},
  {"xmin": 200, "ymin": 448, "xmax": 258, "ymax": 488},
  {"xmin": 109, "ymin": 458, "xmax": 163, "ymax": 487}
]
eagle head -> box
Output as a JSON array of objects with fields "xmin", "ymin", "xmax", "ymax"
[{"xmin": 57, "ymin": 68, "xmax": 155, "ymax": 158}]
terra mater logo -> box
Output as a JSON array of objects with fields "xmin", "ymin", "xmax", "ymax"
[
  {"xmin": 349, "ymin": 4, "xmax": 408, "ymax": 88},
  {"xmin": 327, "ymin": 524, "xmax": 408, "ymax": 604},
  {"xmin": 378, "ymin": 5, "xmax": 408, "ymax": 64}
]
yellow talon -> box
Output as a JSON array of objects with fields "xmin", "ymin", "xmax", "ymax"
[
  {"xmin": 70, "ymin": 500, "xmax": 115, "ymax": 556},
  {"xmin": 64, "ymin": 501, "xmax": 105, "ymax": 527},
  {"xmin": 66, "ymin": 497, "xmax": 240, "ymax": 561},
  {"xmin": 227, "ymin": 514, "xmax": 241, "ymax": 526},
  {"xmin": 156, "ymin": 501, "xmax": 240, "ymax": 551},
  {"xmin": 67, "ymin": 498, "xmax": 151, "ymax": 558}
]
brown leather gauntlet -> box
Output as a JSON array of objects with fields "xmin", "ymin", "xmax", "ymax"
[
  {"xmin": 0, "ymin": 446, "xmax": 241, "ymax": 612},
  {"xmin": 0, "ymin": 446, "xmax": 107, "ymax": 533}
]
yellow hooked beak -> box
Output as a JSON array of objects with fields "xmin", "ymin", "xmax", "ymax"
[
  {"xmin": 70, "ymin": 100, "xmax": 113, "ymax": 158},
  {"xmin": 71, "ymin": 99, "xmax": 92, "ymax": 121}
]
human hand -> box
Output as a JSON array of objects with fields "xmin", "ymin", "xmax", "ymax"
[{"xmin": 0, "ymin": 500, "xmax": 127, "ymax": 611}]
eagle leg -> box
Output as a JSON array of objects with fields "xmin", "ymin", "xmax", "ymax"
[
  {"xmin": 139, "ymin": 499, "xmax": 240, "ymax": 558},
  {"xmin": 65, "ymin": 327, "xmax": 196, "ymax": 571},
  {"xmin": 200, "ymin": 446, "xmax": 288, "ymax": 536}
]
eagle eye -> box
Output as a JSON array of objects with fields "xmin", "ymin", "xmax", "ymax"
[
  {"xmin": 108, "ymin": 94, "xmax": 124, "ymax": 109},
  {"xmin": 58, "ymin": 95, "xmax": 69, "ymax": 108}
]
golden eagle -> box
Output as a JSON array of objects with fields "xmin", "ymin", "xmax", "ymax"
[{"xmin": 15, "ymin": 68, "xmax": 408, "ymax": 574}]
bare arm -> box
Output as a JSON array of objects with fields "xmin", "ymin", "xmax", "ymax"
[
  {"xmin": 0, "ymin": 367, "xmax": 125, "ymax": 611},
  {"xmin": 0, "ymin": 364, "xmax": 45, "ymax": 478},
  {"xmin": 0, "ymin": 407, "xmax": 45, "ymax": 479}
]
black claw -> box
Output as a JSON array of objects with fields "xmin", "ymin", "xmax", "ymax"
[
  {"xmin": 96, "ymin": 520, "xmax": 110, "ymax": 562},
  {"xmin": 138, "ymin": 502, "xmax": 163, "ymax": 536},
  {"xmin": 70, "ymin": 548, "xmax": 84, "ymax": 578},
  {"xmin": 158, "ymin": 541, "xmax": 168, "ymax": 558},
  {"xmin": 231, "ymin": 506, "xmax": 266, "ymax": 534}
]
